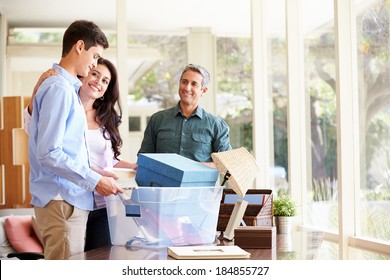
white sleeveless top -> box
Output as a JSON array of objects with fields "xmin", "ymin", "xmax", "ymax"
[
  {"xmin": 87, "ymin": 128, "xmax": 108, "ymax": 170},
  {"xmin": 86, "ymin": 128, "xmax": 119, "ymax": 209}
]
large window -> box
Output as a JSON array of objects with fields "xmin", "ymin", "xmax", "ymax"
[
  {"xmin": 303, "ymin": 0, "xmax": 338, "ymax": 233},
  {"xmin": 266, "ymin": 0, "xmax": 288, "ymax": 195},
  {"xmin": 216, "ymin": 1, "xmax": 289, "ymax": 196},
  {"xmin": 216, "ymin": 37, "xmax": 253, "ymax": 151},
  {"xmin": 357, "ymin": 0, "xmax": 390, "ymax": 244}
]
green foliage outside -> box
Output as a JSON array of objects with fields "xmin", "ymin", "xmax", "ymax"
[
  {"xmin": 216, "ymin": 37, "xmax": 253, "ymax": 151},
  {"xmin": 13, "ymin": 31, "xmax": 63, "ymax": 43},
  {"xmin": 127, "ymin": 35, "xmax": 187, "ymax": 110},
  {"xmin": 13, "ymin": 30, "xmax": 118, "ymax": 46}
]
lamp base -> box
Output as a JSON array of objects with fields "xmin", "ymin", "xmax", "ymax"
[{"xmin": 223, "ymin": 200, "xmax": 248, "ymax": 240}]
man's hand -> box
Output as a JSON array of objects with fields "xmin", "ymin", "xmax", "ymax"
[{"xmin": 95, "ymin": 176, "xmax": 124, "ymax": 196}]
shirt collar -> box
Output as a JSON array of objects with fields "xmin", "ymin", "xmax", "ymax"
[
  {"xmin": 52, "ymin": 63, "xmax": 82, "ymax": 93},
  {"xmin": 174, "ymin": 102, "xmax": 204, "ymax": 119}
]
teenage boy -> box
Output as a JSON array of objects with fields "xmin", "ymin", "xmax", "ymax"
[{"xmin": 28, "ymin": 20, "xmax": 123, "ymax": 260}]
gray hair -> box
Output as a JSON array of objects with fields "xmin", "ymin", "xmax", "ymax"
[{"xmin": 180, "ymin": 64, "xmax": 210, "ymax": 89}]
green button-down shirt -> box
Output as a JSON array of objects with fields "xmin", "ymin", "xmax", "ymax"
[{"xmin": 138, "ymin": 103, "xmax": 232, "ymax": 162}]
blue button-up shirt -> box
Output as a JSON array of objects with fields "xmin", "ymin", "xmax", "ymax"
[
  {"xmin": 28, "ymin": 64, "xmax": 101, "ymax": 210},
  {"xmin": 138, "ymin": 103, "xmax": 232, "ymax": 162}
]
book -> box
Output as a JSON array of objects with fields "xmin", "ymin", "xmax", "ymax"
[{"xmin": 167, "ymin": 245, "xmax": 250, "ymax": 260}]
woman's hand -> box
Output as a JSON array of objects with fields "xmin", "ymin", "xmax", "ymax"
[
  {"xmin": 28, "ymin": 68, "xmax": 59, "ymax": 114},
  {"xmin": 91, "ymin": 167, "xmax": 119, "ymax": 180}
]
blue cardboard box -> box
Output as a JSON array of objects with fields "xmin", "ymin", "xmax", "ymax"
[{"xmin": 136, "ymin": 153, "xmax": 220, "ymax": 187}]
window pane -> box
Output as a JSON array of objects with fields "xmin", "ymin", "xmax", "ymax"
[
  {"xmin": 216, "ymin": 37, "xmax": 253, "ymax": 151},
  {"xmin": 266, "ymin": 0, "xmax": 288, "ymax": 195},
  {"xmin": 357, "ymin": 0, "xmax": 390, "ymax": 242},
  {"xmin": 303, "ymin": 0, "xmax": 338, "ymax": 232},
  {"xmin": 128, "ymin": 35, "xmax": 187, "ymax": 111},
  {"xmin": 348, "ymin": 246, "xmax": 390, "ymax": 260},
  {"xmin": 128, "ymin": 116, "xmax": 141, "ymax": 132},
  {"xmin": 315, "ymin": 240, "xmax": 339, "ymax": 260}
]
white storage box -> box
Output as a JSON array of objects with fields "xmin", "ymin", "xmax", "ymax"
[{"xmin": 105, "ymin": 186, "xmax": 223, "ymax": 247}]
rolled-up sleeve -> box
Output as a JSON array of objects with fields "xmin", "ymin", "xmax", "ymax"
[{"xmin": 213, "ymin": 118, "xmax": 232, "ymax": 153}]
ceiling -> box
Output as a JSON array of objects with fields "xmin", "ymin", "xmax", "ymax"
[
  {"xmin": 0, "ymin": 0, "xmax": 343, "ymax": 36},
  {"xmin": 0, "ymin": 0, "xmax": 251, "ymax": 36}
]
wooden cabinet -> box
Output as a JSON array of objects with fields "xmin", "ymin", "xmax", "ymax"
[{"xmin": 0, "ymin": 96, "xmax": 31, "ymax": 209}]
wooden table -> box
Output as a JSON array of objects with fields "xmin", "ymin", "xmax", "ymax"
[{"xmin": 69, "ymin": 230, "xmax": 323, "ymax": 260}]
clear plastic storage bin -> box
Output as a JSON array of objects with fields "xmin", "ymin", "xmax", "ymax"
[{"xmin": 105, "ymin": 186, "xmax": 223, "ymax": 247}]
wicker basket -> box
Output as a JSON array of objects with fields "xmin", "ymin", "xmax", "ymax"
[{"xmin": 217, "ymin": 189, "xmax": 274, "ymax": 232}]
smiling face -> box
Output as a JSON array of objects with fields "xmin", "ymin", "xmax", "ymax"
[
  {"xmin": 178, "ymin": 70, "xmax": 207, "ymax": 109},
  {"xmin": 75, "ymin": 40, "xmax": 104, "ymax": 78},
  {"xmin": 79, "ymin": 64, "xmax": 111, "ymax": 101}
]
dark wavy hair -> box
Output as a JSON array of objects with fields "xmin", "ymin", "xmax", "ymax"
[{"xmin": 92, "ymin": 57, "xmax": 123, "ymax": 160}]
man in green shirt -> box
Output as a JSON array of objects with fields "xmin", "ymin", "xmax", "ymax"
[{"xmin": 138, "ymin": 64, "xmax": 232, "ymax": 167}]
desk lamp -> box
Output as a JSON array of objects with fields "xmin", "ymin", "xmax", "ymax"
[{"xmin": 211, "ymin": 147, "xmax": 260, "ymax": 240}]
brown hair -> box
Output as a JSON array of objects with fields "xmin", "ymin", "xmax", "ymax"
[{"xmin": 62, "ymin": 20, "xmax": 109, "ymax": 57}]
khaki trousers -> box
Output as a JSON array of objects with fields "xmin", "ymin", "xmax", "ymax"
[{"xmin": 34, "ymin": 200, "xmax": 89, "ymax": 260}]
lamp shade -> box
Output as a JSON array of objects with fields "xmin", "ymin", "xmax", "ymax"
[{"xmin": 211, "ymin": 147, "xmax": 260, "ymax": 197}]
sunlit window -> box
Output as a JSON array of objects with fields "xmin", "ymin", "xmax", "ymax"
[
  {"xmin": 357, "ymin": 0, "xmax": 390, "ymax": 243},
  {"xmin": 303, "ymin": 0, "xmax": 338, "ymax": 233},
  {"xmin": 216, "ymin": 37, "xmax": 253, "ymax": 151}
]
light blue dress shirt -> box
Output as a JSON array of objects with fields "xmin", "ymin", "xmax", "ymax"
[{"xmin": 28, "ymin": 64, "xmax": 102, "ymax": 211}]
